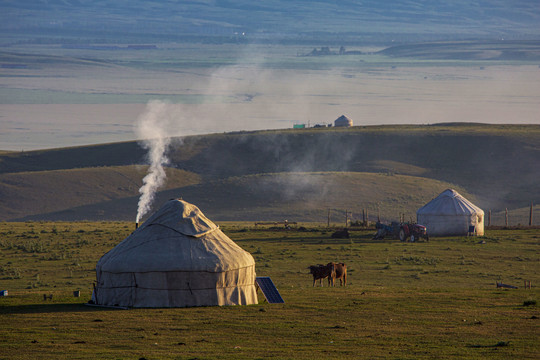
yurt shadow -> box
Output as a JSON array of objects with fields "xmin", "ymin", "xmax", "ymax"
[{"xmin": 0, "ymin": 303, "xmax": 114, "ymax": 315}]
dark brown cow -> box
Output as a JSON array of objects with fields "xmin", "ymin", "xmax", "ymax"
[
  {"xmin": 308, "ymin": 264, "xmax": 333, "ymax": 287},
  {"xmin": 327, "ymin": 262, "xmax": 347, "ymax": 287}
]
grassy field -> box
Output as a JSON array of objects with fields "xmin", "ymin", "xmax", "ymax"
[{"xmin": 0, "ymin": 221, "xmax": 538, "ymax": 359}]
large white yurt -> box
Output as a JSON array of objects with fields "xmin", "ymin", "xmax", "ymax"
[
  {"xmin": 94, "ymin": 199, "xmax": 258, "ymax": 308},
  {"xmin": 417, "ymin": 189, "xmax": 484, "ymax": 236}
]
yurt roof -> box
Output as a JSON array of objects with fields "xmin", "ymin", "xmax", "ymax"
[
  {"xmin": 335, "ymin": 115, "xmax": 352, "ymax": 123},
  {"xmin": 140, "ymin": 199, "xmax": 218, "ymax": 237},
  {"xmin": 97, "ymin": 199, "xmax": 255, "ymax": 273},
  {"xmin": 417, "ymin": 189, "xmax": 484, "ymax": 216}
]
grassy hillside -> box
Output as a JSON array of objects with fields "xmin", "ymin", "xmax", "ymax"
[
  {"xmin": 159, "ymin": 172, "xmax": 473, "ymax": 223},
  {"xmin": 1, "ymin": 124, "xmax": 539, "ymax": 223},
  {"xmin": 0, "ymin": 142, "xmax": 144, "ymax": 173},
  {"xmin": 379, "ymin": 40, "xmax": 540, "ymax": 61},
  {"xmin": 0, "ymin": 166, "xmax": 200, "ymax": 221},
  {"xmin": 16, "ymin": 172, "xmax": 469, "ymax": 223},
  {"xmin": 167, "ymin": 124, "xmax": 539, "ymax": 213}
]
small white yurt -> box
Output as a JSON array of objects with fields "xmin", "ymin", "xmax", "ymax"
[
  {"xmin": 417, "ymin": 189, "xmax": 484, "ymax": 236},
  {"xmin": 94, "ymin": 199, "xmax": 258, "ymax": 308},
  {"xmin": 334, "ymin": 115, "xmax": 353, "ymax": 127}
]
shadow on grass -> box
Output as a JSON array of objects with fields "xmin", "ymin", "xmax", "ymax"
[
  {"xmin": 467, "ymin": 341, "xmax": 510, "ymax": 348},
  {"xmin": 0, "ymin": 302, "xmax": 123, "ymax": 314}
]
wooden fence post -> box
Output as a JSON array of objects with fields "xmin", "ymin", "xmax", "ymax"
[
  {"xmin": 362, "ymin": 209, "xmax": 365, "ymax": 227},
  {"xmin": 488, "ymin": 210, "xmax": 491, "ymax": 226},
  {"xmin": 327, "ymin": 208, "xmax": 330, "ymax": 228},
  {"xmin": 366, "ymin": 209, "xmax": 369, "ymax": 227},
  {"xmin": 505, "ymin": 208, "xmax": 508, "ymax": 227},
  {"xmin": 530, "ymin": 202, "xmax": 533, "ymax": 227}
]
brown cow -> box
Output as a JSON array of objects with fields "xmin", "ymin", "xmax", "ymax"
[
  {"xmin": 308, "ymin": 264, "xmax": 333, "ymax": 287},
  {"xmin": 327, "ymin": 262, "xmax": 347, "ymax": 287}
]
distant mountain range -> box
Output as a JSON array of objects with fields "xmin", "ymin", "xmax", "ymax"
[{"xmin": 2, "ymin": 0, "xmax": 539, "ymax": 45}]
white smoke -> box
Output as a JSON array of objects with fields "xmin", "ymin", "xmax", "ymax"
[{"xmin": 135, "ymin": 100, "xmax": 175, "ymax": 223}]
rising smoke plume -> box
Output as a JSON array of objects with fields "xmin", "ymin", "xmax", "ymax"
[{"xmin": 135, "ymin": 100, "xmax": 175, "ymax": 223}]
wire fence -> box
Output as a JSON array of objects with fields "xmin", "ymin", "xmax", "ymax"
[
  {"xmin": 486, "ymin": 205, "xmax": 540, "ymax": 227},
  {"xmin": 329, "ymin": 204, "xmax": 540, "ymax": 228}
]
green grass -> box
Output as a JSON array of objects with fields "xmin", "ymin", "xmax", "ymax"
[{"xmin": 0, "ymin": 222, "xmax": 538, "ymax": 359}]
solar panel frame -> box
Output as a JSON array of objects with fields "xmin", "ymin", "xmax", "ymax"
[{"xmin": 255, "ymin": 276, "xmax": 284, "ymax": 304}]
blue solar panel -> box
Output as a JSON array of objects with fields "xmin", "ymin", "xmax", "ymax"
[{"xmin": 255, "ymin": 277, "xmax": 284, "ymax": 304}]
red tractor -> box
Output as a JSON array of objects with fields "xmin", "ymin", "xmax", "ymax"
[{"xmin": 399, "ymin": 223, "xmax": 429, "ymax": 242}]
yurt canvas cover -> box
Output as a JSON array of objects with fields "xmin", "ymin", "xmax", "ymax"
[
  {"xmin": 417, "ymin": 189, "xmax": 484, "ymax": 236},
  {"xmin": 94, "ymin": 199, "xmax": 258, "ymax": 308},
  {"xmin": 334, "ymin": 115, "xmax": 353, "ymax": 127}
]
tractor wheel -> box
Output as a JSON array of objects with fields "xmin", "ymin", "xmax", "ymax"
[{"xmin": 399, "ymin": 228, "xmax": 407, "ymax": 241}]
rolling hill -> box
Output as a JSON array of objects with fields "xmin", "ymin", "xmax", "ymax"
[
  {"xmin": 378, "ymin": 40, "xmax": 540, "ymax": 61},
  {"xmin": 1, "ymin": 124, "xmax": 538, "ymax": 224}
]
